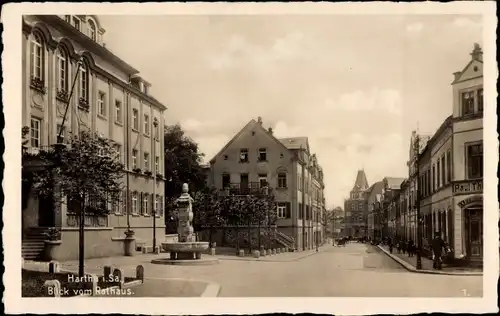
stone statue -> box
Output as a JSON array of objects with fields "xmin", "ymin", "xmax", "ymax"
[{"xmin": 176, "ymin": 183, "xmax": 195, "ymax": 242}]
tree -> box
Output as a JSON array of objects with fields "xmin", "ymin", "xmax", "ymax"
[
  {"xmin": 163, "ymin": 124, "xmax": 207, "ymax": 233},
  {"xmin": 192, "ymin": 187, "xmax": 225, "ymax": 245},
  {"xmin": 32, "ymin": 131, "xmax": 125, "ymax": 277},
  {"xmin": 223, "ymin": 195, "xmax": 245, "ymax": 252}
]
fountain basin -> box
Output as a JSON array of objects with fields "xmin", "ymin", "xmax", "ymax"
[
  {"xmin": 152, "ymin": 241, "xmax": 218, "ymax": 266},
  {"xmin": 161, "ymin": 241, "xmax": 209, "ymax": 253}
]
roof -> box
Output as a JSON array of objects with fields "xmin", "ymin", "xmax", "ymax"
[
  {"xmin": 352, "ymin": 169, "xmax": 369, "ymax": 192},
  {"xmin": 279, "ymin": 137, "xmax": 310, "ymax": 152},
  {"xmin": 368, "ymin": 181, "xmax": 385, "ymax": 199},
  {"xmin": 209, "ymin": 119, "xmax": 292, "ymax": 164},
  {"xmin": 384, "ymin": 177, "xmax": 406, "ymax": 190}
]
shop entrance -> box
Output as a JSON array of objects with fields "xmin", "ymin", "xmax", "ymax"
[{"xmin": 464, "ymin": 208, "xmax": 483, "ymax": 261}]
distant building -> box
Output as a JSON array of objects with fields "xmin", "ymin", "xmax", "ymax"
[
  {"xmin": 344, "ymin": 170, "xmax": 370, "ymax": 237},
  {"xmin": 366, "ymin": 181, "xmax": 384, "ymax": 239},
  {"xmin": 207, "ymin": 117, "xmax": 326, "ymax": 251},
  {"xmin": 381, "ymin": 177, "xmax": 406, "ymax": 238}
]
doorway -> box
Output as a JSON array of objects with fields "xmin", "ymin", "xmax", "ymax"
[
  {"xmin": 464, "ymin": 208, "xmax": 483, "ymax": 260},
  {"xmin": 38, "ymin": 195, "xmax": 55, "ymax": 227}
]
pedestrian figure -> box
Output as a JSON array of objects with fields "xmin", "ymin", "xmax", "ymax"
[
  {"xmin": 407, "ymin": 239, "xmax": 415, "ymax": 257},
  {"xmin": 388, "ymin": 237, "xmax": 393, "ymax": 254},
  {"xmin": 396, "ymin": 241, "xmax": 402, "ymax": 254},
  {"xmin": 431, "ymin": 232, "xmax": 445, "ymax": 270},
  {"xmin": 401, "ymin": 241, "xmax": 407, "ymax": 255}
]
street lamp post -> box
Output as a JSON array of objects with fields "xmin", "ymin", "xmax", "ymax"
[
  {"xmin": 152, "ymin": 118, "xmax": 158, "ymax": 251},
  {"xmin": 414, "ymin": 134, "xmax": 423, "ymax": 270}
]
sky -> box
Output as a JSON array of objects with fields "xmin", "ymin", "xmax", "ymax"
[{"xmin": 99, "ymin": 14, "xmax": 482, "ymax": 208}]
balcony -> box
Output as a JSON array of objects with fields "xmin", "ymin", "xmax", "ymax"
[
  {"xmin": 22, "ymin": 145, "xmax": 58, "ymax": 171},
  {"xmin": 220, "ymin": 182, "xmax": 269, "ymax": 196}
]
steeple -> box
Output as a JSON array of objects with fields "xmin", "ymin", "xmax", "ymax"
[{"xmin": 352, "ymin": 169, "xmax": 369, "ymax": 192}]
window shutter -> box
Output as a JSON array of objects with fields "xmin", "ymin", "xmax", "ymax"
[
  {"xmin": 128, "ymin": 190, "xmax": 132, "ymax": 215},
  {"xmin": 139, "ymin": 192, "xmax": 143, "ymax": 215},
  {"xmin": 286, "ymin": 202, "xmax": 291, "ymax": 219}
]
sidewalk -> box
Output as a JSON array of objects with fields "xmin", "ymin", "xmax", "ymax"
[{"xmin": 377, "ymin": 245, "xmax": 482, "ymax": 276}]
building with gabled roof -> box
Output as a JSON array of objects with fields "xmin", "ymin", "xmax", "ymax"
[{"xmin": 207, "ymin": 117, "xmax": 326, "ymax": 251}]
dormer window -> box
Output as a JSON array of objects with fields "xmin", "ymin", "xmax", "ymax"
[
  {"xmin": 144, "ymin": 85, "xmax": 149, "ymax": 95},
  {"xmin": 461, "ymin": 91, "xmax": 475, "ymax": 116},
  {"xmin": 65, "ymin": 15, "xmax": 71, "ymax": 23},
  {"xmin": 88, "ymin": 20, "xmax": 97, "ymax": 41}
]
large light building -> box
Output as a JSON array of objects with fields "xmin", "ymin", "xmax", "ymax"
[
  {"xmin": 22, "ymin": 15, "xmax": 167, "ymax": 260},
  {"xmin": 344, "ymin": 170, "xmax": 369, "ymax": 238},
  {"xmin": 406, "ymin": 43, "xmax": 483, "ymax": 264},
  {"xmin": 207, "ymin": 117, "xmax": 326, "ymax": 251},
  {"xmin": 450, "ymin": 43, "xmax": 483, "ymax": 263}
]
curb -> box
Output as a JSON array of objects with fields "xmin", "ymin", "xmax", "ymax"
[
  {"xmin": 217, "ymin": 247, "xmax": 326, "ymax": 263},
  {"xmin": 376, "ymin": 245, "xmax": 482, "ymax": 276}
]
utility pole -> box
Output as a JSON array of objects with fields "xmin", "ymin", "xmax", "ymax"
[{"xmin": 415, "ymin": 133, "xmax": 422, "ymax": 270}]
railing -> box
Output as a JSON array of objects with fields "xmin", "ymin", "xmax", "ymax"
[
  {"xmin": 220, "ymin": 182, "xmax": 269, "ymax": 196},
  {"xmin": 22, "ymin": 145, "xmax": 56, "ymax": 156},
  {"xmin": 66, "ymin": 213, "xmax": 108, "ymax": 227}
]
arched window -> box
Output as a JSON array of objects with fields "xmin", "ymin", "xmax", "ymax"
[
  {"xmin": 88, "ymin": 20, "xmax": 96, "ymax": 41},
  {"xmin": 30, "ymin": 32, "xmax": 44, "ymax": 80},
  {"xmin": 56, "ymin": 46, "xmax": 68, "ymax": 92},
  {"xmin": 79, "ymin": 59, "xmax": 89, "ymax": 103}
]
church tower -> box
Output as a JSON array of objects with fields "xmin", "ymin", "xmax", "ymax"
[{"xmin": 344, "ymin": 169, "xmax": 370, "ymax": 237}]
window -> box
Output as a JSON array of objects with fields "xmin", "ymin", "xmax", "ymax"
[
  {"xmin": 56, "ymin": 47, "xmax": 67, "ymax": 92},
  {"xmin": 144, "ymin": 114, "xmax": 150, "ymax": 135},
  {"xmin": 466, "ymin": 143, "xmax": 483, "ymax": 179},
  {"xmin": 56, "ymin": 124, "xmax": 65, "ymax": 144},
  {"xmin": 478, "ymin": 88, "xmax": 483, "ymax": 112},
  {"xmin": 88, "ymin": 20, "xmax": 96, "ymax": 41},
  {"xmin": 115, "ymin": 100, "xmax": 122, "ymax": 123},
  {"xmin": 97, "ymin": 91, "xmax": 106, "ymax": 116},
  {"xmin": 280, "ymin": 152, "xmax": 284, "ymax": 158},
  {"xmin": 222, "ymin": 173, "xmax": 230, "ymax": 189},
  {"xmin": 131, "ymin": 192, "xmax": 138, "ymax": 215},
  {"xmin": 432, "ymin": 165, "xmax": 435, "ymax": 192},
  {"xmin": 441, "ymin": 156, "xmax": 446, "ymax": 185},
  {"xmin": 299, "ymin": 203, "xmax": 303, "ymax": 219},
  {"xmin": 427, "ymin": 170, "xmax": 431, "ymax": 196},
  {"xmin": 30, "ymin": 33, "xmax": 44, "ymax": 80},
  {"xmin": 154, "ymin": 117, "xmax": 159, "ymax": 139},
  {"xmin": 144, "ymin": 153, "xmax": 150, "ymax": 170},
  {"xmin": 278, "ymin": 173, "xmax": 287, "ymax": 188},
  {"xmin": 132, "ymin": 109, "xmax": 139, "ymax": 130},
  {"xmin": 436, "ymin": 160, "xmax": 440, "ymax": 188},
  {"xmin": 114, "ymin": 144, "xmax": 121, "ymax": 162},
  {"xmin": 259, "ymin": 174, "xmax": 268, "ymax": 188},
  {"xmin": 461, "ymin": 91, "xmax": 475, "ymax": 115},
  {"xmin": 155, "ymin": 195, "xmax": 160, "ymax": 216},
  {"xmin": 144, "ymin": 85, "xmax": 149, "ymax": 95},
  {"xmin": 223, "ymin": 155, "xmax": 228, "ymax": 160},
  {"xmin": 30, "ymin": 117, "xmax": 41, "ymax": 147},
  {"xmin": 72, "ymin": 16, "xmax": 80, "ymax": 30},
  {"xmin": 142, "ymin": 194, "xmax": 149, "ymax": 216},
  {"xmin": 239, "ymin": 148, "xmax": 248, "ymax": 162},
  {"xmin": 132, "ymin": 150, "xmax": 138, "ymax": 169},
  {"xmin": 446, "ymin": 150, "xmax": 452, "ymax": 183},
  {"xmin": 113, "ymin": 191, "xmax": 124, "ymax": 215},
  {"xmin": 155, "ymin": 156, "xmax": 160, "ymax": 173},
  {"xmin": 65, "ymin": 15, "xmax": 71, "ymax": 23},
  {"xmin": 79, "ymin": 61, "xmax": 89, "ymax": 102},
  {"xmin": 258, "ymin": 148, "xmax": 267, "ymax": 161}
]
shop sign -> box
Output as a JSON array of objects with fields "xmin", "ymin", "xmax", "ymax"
[
  {"xmin": 452, "ymin": 180, "xmax": 483, "ymax": 195},
  {"xmin": 457, "ymin": 195, "xmax": 483, "ymax": 208}
]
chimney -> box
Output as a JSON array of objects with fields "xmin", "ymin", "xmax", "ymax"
[
  {"xmin": 470, "ymin": 43, "xmax": 483, "ymax": 62},
  {"xmin": 257, "ymin": 116, "xmax": 263, "ymax": 125},
  {"xmin": 453, "ymin": 71, "xmax": 461, "ymax": 81},
  {"xmin": 268, "ymin": 127, "xmax": 273, "ymax": 135}
]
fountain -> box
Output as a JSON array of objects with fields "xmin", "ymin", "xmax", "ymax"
[{"xmin": 151, "ymin": 183, "xmax": 219, "ymax": 265}]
